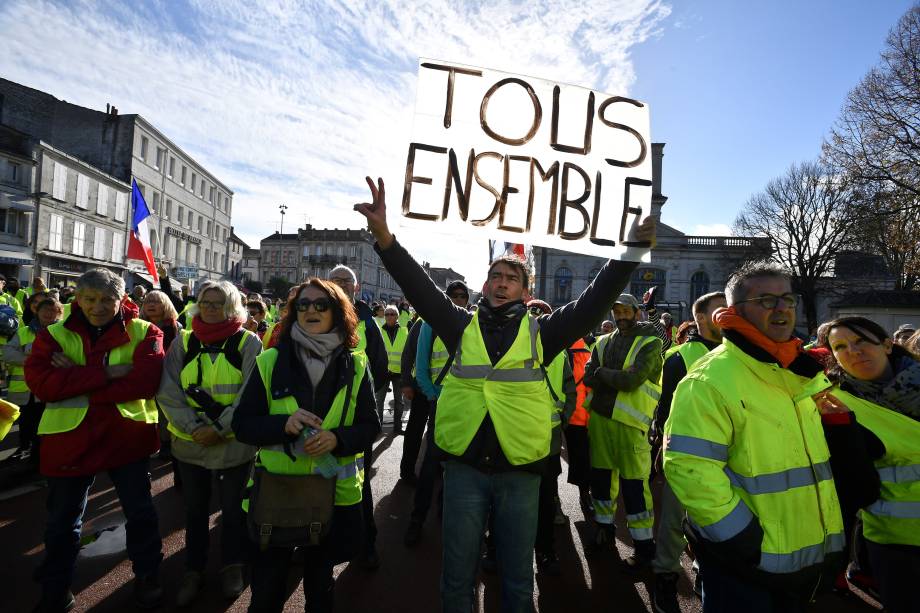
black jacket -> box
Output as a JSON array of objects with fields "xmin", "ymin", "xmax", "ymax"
[
  {"xmin": 355, "ymin": 299, "xmax": 388, "ymax": 387},
  {"xmin": 375, "ymin": 238, "xmax": 637, "ymax": 473}
]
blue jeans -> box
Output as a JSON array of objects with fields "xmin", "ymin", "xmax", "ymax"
[
  {"xmin": 441, "ymin": 461, "xmax": 540, "ymax": 613},
  {"xmin": 35, "ymin": 458, "xmax": 162, "ymax": 595}
]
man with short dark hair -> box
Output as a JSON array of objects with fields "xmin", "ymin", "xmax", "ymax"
[
  {"xmin": 26, "ymin": 268, "xmax": 166, "ymax": 611},
  {"xmin": 355, "ymin": 176, "xmax": 656, "ymax": 612},
  {"xmin": 664, "ymin": 263, "xmax": 846, "ymax": 611}
]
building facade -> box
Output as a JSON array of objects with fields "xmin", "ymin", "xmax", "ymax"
[
  {"xmin": 0, "ymin": 124, "xmax": 36, "ymax": 281},
  {"xmin": 33, "ymin": 143, "xmax": 132, "ymax": 286},
  {"xmin": 0, "ymin": 78, "xmax": 234, "ymax": 288},
  {"xmin": 240, "ymin": 247, "xmax": 260, "ymax": 284},
  {"xmin": 227, "ymin": 230, "xmax": 248, "ymax": 281}
]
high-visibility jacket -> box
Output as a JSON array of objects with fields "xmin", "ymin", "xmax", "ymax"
[
  {"xmin": 355, "ymin": 320, "xmax": 368, "ymax": 353},
  {"xmin": 398, "ymin": 310, "xmax": 411, "ymax": 329},
  {"xmin": 584, "ymin": 333, "xmax": 662, "ymax": 433},
  {"xmin": 0, "ymin": 293, "xmax": 22, "ymax": 318},
  {"xmin": 567, "ymin": 339, "xmax": 591, "ymax": 426},
  {"xmin": 545, "ymin": 350, "xmax": 566, "ymax": 455},
  {"xmin": 252, "ymin": 348, "xmax": 367, "ymax": 506},
  {"xmin": 167, "ymin": 329, "xmax": 253, "ymax": 441},
  {"xmin": 262, "ymin": 322, "xmax": 278, "ymax": 349},
  {"xmin": 381, "ymin": 326, "xmax": 407, "ymax": 374},
  {"xmin": 834, "ymin": 388, "xmax": 920, "ymax": 547},
  {"xmin": 7, "ymin": 326, "xmax": 36, "ymax": 404},
  {"xmin": 37, "ymin": 318, "xmax": 158, "ymax": 435},
  {"xmin": 663, "ymin": 338, "xmax": 845, "ymax": 575},
  {"xmin": 435, "ymin": 311, "xmax": 552, "ymax": 466},
  {"xmin": 674, "ymin": 340, "xmax": 710, "ymax": 373},
  {"xmin": 180, "ymin": 299, "xmax": 196, "ymax": 328},
  {"xmin": 410, "ymin": 321, "xmax": 450, "ymax": 382}
]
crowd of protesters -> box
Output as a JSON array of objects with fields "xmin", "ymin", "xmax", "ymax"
[{"xmin": 0, "ymin": 177, "xmax": 916, "ymax": 613}]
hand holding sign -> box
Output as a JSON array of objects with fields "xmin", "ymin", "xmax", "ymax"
[{"xmin": 354, "ymin": 176, "xmax": 394, "ymax": 250}]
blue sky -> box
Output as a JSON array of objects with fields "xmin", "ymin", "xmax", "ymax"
[{"xmin": 0, "ymin": 0, "xmax": 913, "ymax": 287}]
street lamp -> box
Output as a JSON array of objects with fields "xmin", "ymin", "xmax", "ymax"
[
  {"xmin": 278, "ymin": 203, "xmax": 288, "ymax": 236},
  {"xmin": 278, "ymin": 203, "xmax": 289, "ymax": 283}
]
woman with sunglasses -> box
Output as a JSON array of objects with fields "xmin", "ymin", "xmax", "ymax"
[
  {"xmin": 816, "ymin": 317, "xmax": 920, "ymax": 613},
  {"xmin": 156, "ymin": 280, "xmax": 263, "ymax": 606},
  {"xmin": 233, "ymin": 278, "xmax": 380, "ymax": 612}
]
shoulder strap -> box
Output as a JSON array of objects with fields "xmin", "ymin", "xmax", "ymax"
[
  {"xmin": 433, "ymin": 349, "xmax": 455, "ymax": 386},
  {"xmin": 182, "ymin": 329, "xmax": 246, "ymax": 371}
]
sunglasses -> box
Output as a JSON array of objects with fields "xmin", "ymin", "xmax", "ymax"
[{"xmin": 295, "ymin": 298, "xmax": 332, "ymax": 313}]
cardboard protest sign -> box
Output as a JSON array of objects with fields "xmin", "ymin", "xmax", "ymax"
[{"xmin": 400, "ymin": 58, "xmax": 653, "ymax": 262}]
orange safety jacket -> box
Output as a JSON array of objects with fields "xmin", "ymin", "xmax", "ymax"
[{"xmin": 567, "ymin": 338, "xmax": 592, "ymax": 426}]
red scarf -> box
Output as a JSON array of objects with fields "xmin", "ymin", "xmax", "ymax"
[
  {"xmin": 713, "ymin": 306, "xmax": 804, "ymax": 368},
  {"xmin": 191, "ymin": 315, "xmax": 244, "ymax": 344}
]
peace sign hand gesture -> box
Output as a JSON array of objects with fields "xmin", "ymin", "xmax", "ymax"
[{"xmin": 353, "ymin": 176, "xmax": 394, "ymax": 249}]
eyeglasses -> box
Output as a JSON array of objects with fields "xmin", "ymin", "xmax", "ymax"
[
  {"xmin": 448, "ymin": 293, "xmax": 469, "ymax": 300},
  {"xmin": 736, "ymin": 293, "xmax": 799, "ymax": 310},
  {"xmin": 198, "ymin": 300, "xmax": 225, "ymax": 310},
  {"xmin": 295, "ymin": 298, "xmax": 331, "ymax": 313}
]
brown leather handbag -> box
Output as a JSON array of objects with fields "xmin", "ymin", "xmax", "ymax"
[{"xmin": 247, "ymin": 468, "xmax": 336, "ymax": 549}]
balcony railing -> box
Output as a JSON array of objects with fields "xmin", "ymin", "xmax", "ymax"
[{"xmin": 681, "ymin": 236, "xmax": 771, "ymax": 250}]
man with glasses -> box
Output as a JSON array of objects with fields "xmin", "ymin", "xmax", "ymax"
[
  {"xmin": 326, "ymin": 264, "xmax": 388, "ymax": 570},
  {"xmin": 378, "ymin": 306, "xmax": 408, "ymax": 432},
  {"xmin": 664, "ymin": 263, "xmax": 845, "ymax": 611}
]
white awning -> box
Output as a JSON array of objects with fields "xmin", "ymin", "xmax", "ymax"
[{"xmin": 0, "ymin": 249, "xmax": 33, "ymax": 265}]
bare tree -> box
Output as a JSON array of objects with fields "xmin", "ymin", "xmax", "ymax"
[
  {"xmin": 824, "ymin": 5, "xmax": 920, "ymax": 201},
  {"xmin": 734, "ymin": 161, "xmax": 856, "ymax": 333}
]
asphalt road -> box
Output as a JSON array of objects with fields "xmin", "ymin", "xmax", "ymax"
[{"xmin": 0, "ymin": 406, "xmax": 883, "ymax": 613}]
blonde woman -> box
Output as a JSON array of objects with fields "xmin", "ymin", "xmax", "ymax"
[{"xmin": 142, "ymin": 290, "xmax": 182, "ymax": 351}]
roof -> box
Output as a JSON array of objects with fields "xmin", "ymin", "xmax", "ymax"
[
  {"xmin": 260, "ymin": 232, "xmax": 299, "ymax": 242},
  {"xmin": 832, "ymin": 290, "xmax": 920, "ymax": 308},
  {"xmin": 229, "ymin": 230, "xmax": 250, "ymax": 249}
]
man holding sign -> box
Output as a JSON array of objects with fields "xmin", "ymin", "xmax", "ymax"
[{"xmin": 355, "ymin": 176, "xmax": 656, "ymax": 612}]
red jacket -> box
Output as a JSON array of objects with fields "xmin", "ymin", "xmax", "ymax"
[{"xmin": 25, "ymin": 300, "xmax": 165, "ymax": 477}]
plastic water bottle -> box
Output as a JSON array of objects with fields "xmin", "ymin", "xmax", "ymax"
[{"xmin": 304, "ymin": 428, "xmax": 339, "ymax": 479}]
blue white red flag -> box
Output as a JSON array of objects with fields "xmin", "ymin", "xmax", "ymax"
[
  {"xmin": 488, "ymin": 240, "xmax": 535, "ymax": 281},
  {"xmin": 127, "ymin": 179, "xmax": 159, "ymax": 283}
]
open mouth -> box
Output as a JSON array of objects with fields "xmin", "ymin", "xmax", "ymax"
[{"xmin": 305, "ymin": 317, "xmax": 321, "ymax": 324}]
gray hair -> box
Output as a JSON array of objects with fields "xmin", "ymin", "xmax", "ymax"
[
  {"xmin": 328, "ymin": 264, "xmax": 357, "ymax": 284},
  {"xmin": 188, "ymin": 280, "xmax": 247, "ymax": 321},
  {"xmin": 725, "ymin": 262, "xmax": 790, "ymax": 305},
  {"xmin": 77, "ymin": 268, "xmax": 125, "ymax": 298},
  {"xmin": 384, "ymin": 305, "xmax": 399, "ymax": 315},
  {"xmin": 143, "ymin": 290, "xmax": 179, "ymax": 321}
]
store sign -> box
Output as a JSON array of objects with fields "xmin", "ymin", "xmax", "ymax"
[
  {"xmin": 174, "ymin": 266, "xmax": 199, "ymax": 279},
  {"xmin": 166, "ymin": 226, "xmax": 202, "ymax": 245}
]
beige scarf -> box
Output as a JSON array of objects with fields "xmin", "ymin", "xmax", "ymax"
[{"xmin": 289, "ymin": 322, "xmax": 344, "ymax": 388}]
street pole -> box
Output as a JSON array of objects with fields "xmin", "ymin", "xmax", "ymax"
[{"xmin": 278, "ymin": 203, "xmax": 288, "ymax": 285}]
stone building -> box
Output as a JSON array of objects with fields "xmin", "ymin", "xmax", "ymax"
[
  {"xmin": 0, "ymin": 124, "xmax": 35, "ymax": 281},
  {"xmin": 0, "ymin": 78, "xmax": 233, "ymax": 288},
  {"xmin": 227, "ymin": 230, "xmax": 248, "ymax": 282},
  {"xmin": 32, "ymin": 142, "xmax": 132, "ymax": 286},
  {"xmin": 533, "ymin": 144, "xmax": 771, "ymax": 322},
  {"xmin": 240, "ymin": 247, "xmax": 260, "ymax": 284}
]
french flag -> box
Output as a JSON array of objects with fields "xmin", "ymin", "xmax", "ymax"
[{"xmin": 127, "ymin": 179, "xmax": 159, "ymax": 283}]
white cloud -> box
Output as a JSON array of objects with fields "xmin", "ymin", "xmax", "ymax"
[
  {"xmin": 691, "ymin": 223, "xmax": 733, "ymax": 236},
  {"xmin": 0, "ymin": 0, "xmax": 670, "ymax": 287}
]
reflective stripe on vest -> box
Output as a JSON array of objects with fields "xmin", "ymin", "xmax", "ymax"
[
  {"xmin": 38, "ymin": 318, "xmax": 158, "ymax": 435},
  {"xmin": 253, "ymin": 348, "xmax": 367, "ymax": 506},
  {"xmin": 587, "ymin": 333, "xmax": 662, "ymax": 432},
  {"xmin": 381, "ymin": 326, "xmax": 407, "ymax": 374},
  {"xmin": 436, "ymin": 311, "xmax": 552, "ymax": 465},
  {"xmin": 167, "ymin": 329, "xmax": 253, "ymax": 441}
]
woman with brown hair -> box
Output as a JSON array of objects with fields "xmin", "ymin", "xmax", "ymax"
[{"xmin": 233, "ymin": 278, "xmax": 380, "ymax": 612}]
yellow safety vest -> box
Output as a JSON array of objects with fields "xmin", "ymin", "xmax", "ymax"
[
  {"xmin": 253, "ymin": 348, "xmax": 367, "ymax": 506},
  {"xmin": 381, "ymin": 326, "xmax": 408, "ymax": 374},
  {"xmin": 37, "ymin": 318, "xmax": 158, "ymax": 435},
  {"xmin": 584, "ymin": 333, "xmax": 662, "ymax": 433},
  {"xmin": 834, "ymin": 388, "xmax": 920, "ymax": 547},
  {"xmin": 435, "ymin": 311, "xmax": 552, "ymax": 466},
  {"xmin": 545, "ymin": 350, "xmax": 566, "ymax": 455},
  {"xmin": 167, "ymin": 329, "xmax": 254, "ymax": 441},
  {"xmin": 8, "ymin": 326, "xmax": 36, "ymax": 401},
  {"xmin": 355, "ymin": 320, "xmax": 368, "ymax": 353},
  {"xmin": 664, "ymin": 339, "xmax": 845, "ymax": 574}
]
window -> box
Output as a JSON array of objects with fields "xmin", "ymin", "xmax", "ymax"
[
  {"xmin": 221, "ymin": 254, "xmax": 226, "ymax": 271},
  {"xmin": 197, "ymin": 216, "xmax": 202, "ymax": 233},
  {"xmin": 187, "ymin": 211, "xmax": 194, "ymax": 229},
  {"xmin": 303, "ymin": 245, "xmax": 310, "ymax": 257},
  {"xmin": 168, "ymin": 157, "xmax": 175, "ymax": 178},
  {"xmin": 351, "ymin": 244, "xmax": 358, "ymax": 258},
  {"xmin": 165, "ymin": 199, "xmax": 173, "ymax": 220},
  {"xmin": 206, "ymin": 220, "xmax": 212, "ymax": 236},
  {"xmin": 52, "ymin": 160, "xmax": 67, "ymax": 200},
  {"xmin": 152, "ymin": 191, "xmax": 160, "ymax": 214},
  {"xmin": 114, "ymin": 191, "xmax": 127, "ymax": 222},
  {"xmin": 199, "ymin": 180, "xmax": 205, "ymax": 198},
  {"xmin": 209, "ymin": 186, "xmax": 215, "ymax": 204},
  {"xmin": 0, "ymin": 209, "xmax": 18, "ymax": 234},
  {"xmin": 72, "ymin": 221, "xmax": 85, "ymax": 256},
  {"xmin": 96, "ymin": 183, "xmax": 108, "ymax": 215},
  {"xmin": 630, "ymin": 267, "xmax": 666, "ymax": 300},
  {"xmin": 93, "ymin": 227, "xmax": 106, "ymax": 259},
  {"xmin": 204, "ymin": 248, "xmax": 210, "ymax": 268},
  {"xmin": 690, "ymin": 271, "xmax": 710, "ymax": 303},
  {"xmin": 49, "ymin": 214, "xmax": 63, "ymax": 250},
  {"xmin": 186, "ymin": 242, "xmax": 193, "ymax": 264},
  {"xmin": 178, "ymin": 206, "xmax": 184, "ymax": 225},
  {"xmin": 191, "ymin": 172, "xmax": 197, "ymax": 192},
  {"xmin": 6, "ymin": 161, "xmax": 20, "ymax": 183},
  {"xmin": 155, "ymin": 147, "xmax": 165, "ymax": 170},
  {"xmin": 76, "ymin": 174, "xmax": 89, "ymax": 209},
  {"xmin": 222, "ymin": 228, "xmax": 227, "ymax": 242},
  {"xmin": 140, "ymin": 136, "xmax": 148, "ymax": 161},
  {"xmin": 112, "ymin": 231, "xmax": 124, "ymax": 262},
  {"xmin": 173, "ymin": 238, "xmax": 180, "ymax": 262},
  {"xmin": 554, "ymin": 267, "xmax": 573, "ymax": 304},
  {"xmin": 223, "ymin": 196, "xmax": 228, "ymax": 211},
  {"xmin": 180, "ymin": 166, "xmax": 187, "ymax": 186}
]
